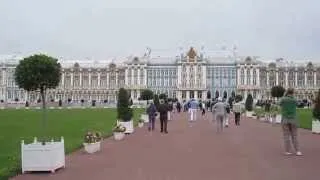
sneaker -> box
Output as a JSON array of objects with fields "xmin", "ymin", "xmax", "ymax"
[
  {"xmin": 284, "ymin": 152, "xmax": 292, "ymax": 155},
  {"xmin": 296, "ymin": 151, "xmax": 302, "ymax": 156}
]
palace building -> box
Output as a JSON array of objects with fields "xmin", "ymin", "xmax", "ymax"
[{"xmin": 0, "ymin": 47, "xmax": 319, "ymax": 104}]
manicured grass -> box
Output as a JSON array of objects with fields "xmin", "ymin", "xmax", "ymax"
[
  {"xmin": 0, "ymin": 108, "xmax": 144, "ymax": 180},
  {"xmin": 254, "ymin": 108, "xmax": 313, "ymax": 129}
]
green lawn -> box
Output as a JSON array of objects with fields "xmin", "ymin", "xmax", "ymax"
[
  {"xmin": 254, "ymin": 108, "xmax": 313, "ymax": 129},
  {"xmin": 0, "ymin": 108, "xmax": 144, "ymax": 180}
]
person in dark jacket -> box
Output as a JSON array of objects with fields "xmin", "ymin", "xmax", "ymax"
[
  {"xmin": 158, "ymin": 99, "xmax": 169, "ymax": 133},
  {"xmin": 176, "ymin": 102, "xmax": 181, "ymax": 113},
  {"xmin": 147, "ymin": 101, "xmax": 157, "ymax": 131}
]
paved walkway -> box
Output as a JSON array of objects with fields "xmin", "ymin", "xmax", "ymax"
[{"xmin": 12, "ymin": 111, "xmax": 319, "ymax": 180}]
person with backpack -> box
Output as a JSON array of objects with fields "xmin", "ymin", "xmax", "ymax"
[
  {"xmin": 225, "ymin": 103, "xmax": 231, "ymax": 127},
  {"xmin": 146, "ymin": 101, "xmax": 157, "ymax": 131}
]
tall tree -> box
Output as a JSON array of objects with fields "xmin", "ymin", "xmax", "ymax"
[
  {"xmin": 14, "ymin": 54, "xmax": 61, "ymax": 144},
  {"xmin": 215, "ymin": 90, "xmax": 219, "ymax": 99},
  {"xmin": 271, "ymin": 85, "xmax": 286, "ymax": 99},
  {"xmin": 245, "ymin": 94, "xmax": 254, "ymax": 111},
  {"xmin": 313, "ymin": 89, "xmax": 320, "ymax": 120}
]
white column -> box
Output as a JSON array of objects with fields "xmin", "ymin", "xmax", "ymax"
[
  {"xmin": 202, "ymin": 65, "xmax": 206, "ymax": 89},
  {"xmin": 186, "ymin": 66, "xmax": 190, "ymax": 87},
  {"xmin": 256, "ymin": 69, "xmax": 260, "ymax": 86},
  {"xmin": 250, "ymin": 68, "xmax": 253, "ymax": 85},
  {"xmin": 125, "ymin": 69, "xmax": 128, "ymax": 86},
  {"xmin": 194, "ymin": 65, "xmax": 197, "ymax": 88},
  {"xmin": 144, "ymin": 68, "xmax": 147, "ymax": 86},
  {"xmin": 131, "ymin": 68, "xmax": 134, "ymax": 86},
  {"xmin": 137, "ymin": 68, "xmax": 140, "ymax": 85},
  {"xmin": 237, "ymin": 67, "xmax": 241, "ymax": 85},
  {"xmin": 116, "ymin": 72, "xmax": 118, "ymax": 87},
  {"xmin": 107, "ymin": 72, "xmax": 110, "ymax": 88},
  {"xmin": 71, "ymin": 72, "xmax": 74, "ymax": 88},
  {"xmin": 178, "ymin": 65, "xmax": 182, "ymax": 87},
  {"xmin": 131, "ymin": 90, "xmax": 134, "ymax": 98},
  {"xmin": 244, "ymin": 68, "xmax": 247, "ymax": 85},
  {"xmin": 266, "ymin": 71, "xmax": 269, "ymax": 87},
  {"xmin": 304, "ymin": 71, "xmax": 307, "ymax": 87},
  {"xmin": 186, "ymin": 91, "xmax": 190, "ymax": 99},
  {"xmin": 61, "ymin": 72, "xmax": 65, "ymax": 87},
  {"xmin": 276, "ymin": 71, "xmax": 279, "ymax": 85},
  {"xmin": 89, "ymin": 71, "xmax": 92, "ymax": 87},
  {"xmin": 202, "ymin": 91, "xmax": 206, "ymax": 100},
  {"xmin": 79, "ymin": 71, "xmax": 82, "ymax": 87},
  {"xmin": 285, "ymin": 72, "xmax": 289, "ymax": 87},
  {"xmin": 97, "ymin": 72, "xmax": 101, "ymax": 88},
  {"xmin": 314, "ymin": 71, "xmax": 317, "ymax": 86},
  {"xmin": 295, "ymin": 71, "xmax": 298, "ymax": 86}
]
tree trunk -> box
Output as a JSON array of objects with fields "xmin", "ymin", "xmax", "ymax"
[{"xmin": 40, "ymin": 88, "xmax": 47, "ymax": 145}]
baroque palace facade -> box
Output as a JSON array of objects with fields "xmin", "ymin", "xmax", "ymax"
[{"xmin": 0, "ymin": 47, "xmax": 319, "ymax": 103}]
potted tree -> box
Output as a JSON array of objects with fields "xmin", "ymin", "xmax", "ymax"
[
  {"xmin": 83, "ymin": 131, "xmax": 102, "ymax": 153},
  {"xmin": 15, "ymin": 54, "xmax": 65, "ymax": 173},
  {"xmin": 117, "ymin": 88, "xmax": 134, "ymax": 134},
  {"xmin": 138, "ymin": 119, "xmax": 144, "ymax": 128},
  {"xmin": 140, "ymin": 89, "xmax": 154, "ymax": 123},
  {"xmin": 245, "ymin": 93, "xmax": 254, "ymax": 118},
  {"xmin": 271, "ymin": 85, "xmax": 285, "ymax": 123},
  {"xmin": 58, "ymin": 99, "xmax": 62, "ymax": 108},
  {"xmin": 312, "ymin": 89, "xmax": 320, "ymax": 134}
]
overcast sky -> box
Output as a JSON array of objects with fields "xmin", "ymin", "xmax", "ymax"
[{"xmin": 0, "ymin": 0, "xmax": 319, "ymax": 60}]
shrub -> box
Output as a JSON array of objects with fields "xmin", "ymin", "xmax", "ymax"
[
  {"xmin": 153, "ymin": 94, "xmax": 160, "ymax": 109},
  {"xmin": 117, "ymin": 88, "xmax": 133, "ymax": 122},
  {"xmin": 159, "ymin": 93, "xmax": 167, "ymax": 100},
  {"xmin": 271, "ymin": 85, "xmax": 285, "ymax": 98},
  {"xmin": 140, "ymin": 89, "xmax": 154, "ymax": 102},
  {"xmin": 245, "ymin": 94, "xmax": 253, "ymax": 111},
  {"xmin": 313, "ymin": 89, "xmax": 320, "ymax": 121},
  {"xmin": 235, "ymin": 94, "xmax": 243, "ymax": 102},
  {"xmin": 84, "ymin": 131, "xmax": 102, "ymax": 143}
]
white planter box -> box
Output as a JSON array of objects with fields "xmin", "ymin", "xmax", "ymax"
[
  {"xmin": 21, "ymin": 137, "xmax": 65, "ymax": 173},
  {"xmin": 113, "ymin": 132, "xmax": 125, "ymax": 141},
  {"xmin": 246, "ymin": 111, "xmax": 253, "ymax": 118},
  {"xmin": 141, "ymin": 114, "xmax": 149, "ymax": 123},
  {"xmin": 49, "ymin": 107, "xmax": 55, "ymax": 109},
  {"xmin": 138, "ymin": 122, "xmax": 144, "ymax": 128},
  {"xmin": 83, "ymin": 141, "xmax": 101, "ymax": 154},
  {"xmin": 117, "ymin": 120, "xmax": 134, "ymax": 134},
  {"xmin": 312, "ymin": 120, "xmax": 320, "ymax": 134},
  {"xmin": 275, "ymin": 114, "xmax": 282, "ymax": 124}
]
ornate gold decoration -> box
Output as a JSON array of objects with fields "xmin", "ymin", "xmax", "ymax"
[{"xmin": 187, "ymin": 47, "xmax": 197, "ymax": 61}]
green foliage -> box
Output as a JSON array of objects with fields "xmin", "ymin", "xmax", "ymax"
[
  {"xmin": 159, "ymin": 93, "xmax": 167, "ymax": 100},
  {"xmin": 14, "ymin": 54, "xmax": 61, "ymax": 93},
  {"xmin": 231, "ymin": 91, "xmax": 236, "ymax": 98},
  {"xmin": 153, "ymin": 94, "xmax": 160, "ymax": 109},
  {"xmin": 117, "ymin": 88, "xmax": 133, "ymax": 122},
  {"xmin": 140, "ymin": 89, "xmax": 154, "ymax": 101},
  {"xmin": 313, "ymin": 89, "xmax": 320, "ymax": 120},
  {"xmin": 271, "ymin": 85, "xmax": 285, "ymax": 98},
  {"xmin": 235, "ymin": 94, "xmax": 243, "ymax": 102},
  {"xmin": 245, "ymin": 94, "xmax": 253, "ymax": 111}
]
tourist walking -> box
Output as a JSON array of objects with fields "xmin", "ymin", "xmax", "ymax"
[
  {"xmin": 265, "ymin": 100, "xmax": 272, "ymax": 122},
  {"xmin": 176, "ymin": 101, "xmax": 181, "ymax": 113},
  {"xmin": 233, "ymin": 99, "xmax": 243, "ymax": 126},
  {"xmin": 201, "ymin": 101, "xmax": 206, "ymax": 116},
  {"xmin": 225, "ymin": 103, "xmax": 231, "ymax": 127},
  {"xmin": 212, "ymin": 97, "xmax": 227, "ymax": 133},
  {"xmin": 279, "ymin": 88, "xmax": 302, "ymax": 156},
  {"xmin": 146, "ymin": 101, "xmax": 157, "ymax": 131},
  {"xmin": 189, "ymin": 99, "xmax": 198, "ymax": 122},
  {"xmin": 158, "ymin": 99, "xmax": 169, "ymax": 133}
]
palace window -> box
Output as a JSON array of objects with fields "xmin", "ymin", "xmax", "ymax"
[
  {"xmin": 288, "ymin": 70, "xmax": 295, "ymax": 87},
  {"xmin": 279, "ymin": 70, "xmax": 285, "ymax": 86},
  {"xmin": 246, "ymin": 69, "xmax": 251, "ymax": 85},
  {"xmin": 297, "ymin": 70, "xmax": 304, "ymax": 87},
  {"xmin": 240, "ymin": 69, "xmax": 244, "ymax": 85},
  {"xmin": 253, "ymin": 70, "xmax": 257, "ymax": 85},
  {"xmin": 307, "ymin": 71, "xmax": 314, "ymax": 87}
]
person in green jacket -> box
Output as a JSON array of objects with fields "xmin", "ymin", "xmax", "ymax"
[{"xmin": 279, "ymin": 88, "xmax": 302, "ymax": 156}]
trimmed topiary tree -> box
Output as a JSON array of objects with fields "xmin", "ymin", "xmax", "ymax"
[
  {"xmin": 235, "ymin": 94, "xmax": 243, "ymax": 102},
  {"xmin": 271, "ymin": 85, "xmax": 285, "ymax": 99},
  {"xmin": 14, "ymin": 54, "xmax": 61, "ymax": 143},
  {"xmin": 245, "ymin": 94, "xmax": 253, "ymax": 111},
  {"xmin": 313, "ymin": 89, "xmax": 320, "ymax": 121},
  {"xmin": 159, "ymin": 93, "xmax": 167, "ymax": 100},
  {"xmin": 215, "ymin": 90, "xmax": 219, "ymax": 99},
  {"xmin": 117, "ymin": 88, "xmax": 133, "ymax": 122},
  {"xmin": 140, "ymin": 89, "xmax": 154, "ymax": 103}
]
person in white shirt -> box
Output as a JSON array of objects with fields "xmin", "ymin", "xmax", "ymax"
[{"xmin": 233, "ymin": 100, "xmax": 244, "ymax": 126}]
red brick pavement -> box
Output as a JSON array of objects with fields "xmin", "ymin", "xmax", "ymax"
[{"xmin": 12, "ymin": 112, "xmax": 319, "ymax": 180}]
